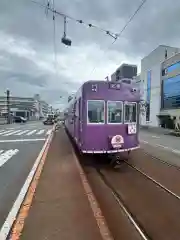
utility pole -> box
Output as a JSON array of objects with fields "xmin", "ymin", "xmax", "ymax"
[{"xmin": 6, "ymin": 89, "xmax": 10, "ymax": 124}]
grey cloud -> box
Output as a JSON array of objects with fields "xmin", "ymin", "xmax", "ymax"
[{"xmin": 1, "ymin": 0, "xmax": 180, "ymax": 107}]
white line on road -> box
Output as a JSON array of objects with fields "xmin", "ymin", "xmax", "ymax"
[
  {"xmin": 36, "ymin": 129, "xmax": 45, "ymax": 135},
  {"xmin": 0, "ymin": 138, "xmax": 46, "ymax": 143},
  {"xmin": 0, "ymin": 149, "xmax": 19, "ymax": 168},
  {"xmin": 0, "ymin": 128, "xmax": 53, "ymax": 239},
  {"xmin": 3, "ymin": 130, "xmax": 21, "ymax": 136},
  {"xmin": 151, "ymin": 135, "xmax": 160, "ymax": 139},
  {"xmin": 15, "ymin": 130, "xmax": 29, "ymax": 136},
  {"xmin": 140, "ymin": 140, "xmax": 180, "ymax": 155},
  {"xmin": 0, "ymin": 130, "xmax": 6, "ymax": 134},
  {"xmin": 0, "ymin": 130, "xmax": 12, "ymax": 135},
  {"xmin": 26, "ymin": 130, "xmax": 37, "ymax": 136}
]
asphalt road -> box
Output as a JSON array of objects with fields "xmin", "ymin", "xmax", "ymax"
[
  {"xmin": 0, "ymin": 121, "xmax": 53, "ymax": 230},
  {"xmin": 140, "ymin": 130, "xmax": 180, "ymax": 166}
]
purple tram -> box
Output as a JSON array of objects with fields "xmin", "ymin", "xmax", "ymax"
[{"xmin": 64, "ymin": 80, "xmax": 141, "ymax": 161}]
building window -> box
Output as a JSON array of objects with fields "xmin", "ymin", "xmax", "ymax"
[
  {"xmin": 124, "ymin": 102, "xmax": 137, "ymax": 123},
  {"xmin": 146, "ymin": 70, "xmax": 151, "ymax": 121},
  {"xmin": 167, "ymin": 62, "xmax": 180, "ymax": 73},
  {"xmin": 87, "ymin": 100, "xmax": 105, "ymax": 124},
  {"xmin": 107, "ymin": 101, "xmax": 123, "ymax": 124},
  {"xmin": 162, "ymin": 74, "xmax": 180, "ymax": 109}
]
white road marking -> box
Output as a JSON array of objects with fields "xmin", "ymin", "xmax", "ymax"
[
  {"xmin": 156, "ymin": 144, "xmax": 169, "ymax": 149},
  {"xmin": 26, "ymin": 130, "xmax": 37, "ymax": 136},
  {"xmin": 0, "ymin": 129, "xmax": 53, "ymax": 240},
  {"xmin": 3, "ymin": 130, "xmax": 21, "ymax": 136},
  {"xmin": 0, "ymin": 138, "xmax": 46, "ymax": 143},
  {"xmin": 46, "ymin": 129, "xmax": 52, "ymax": 135},
  {"xmin": 15, "ymin": 130, "xmax": 29, "ymax": 136},
  {"xmin": 0, "ymin": 130, "xmax": 6, "ymax": 134},
  {"xmin": 151, "ymin": 135, "xmax": 160, "ymax": 139},
  {"xmin": 140, "ymin": 140, "xmax": 180, "ymax": 155},
  {"xmin": 0, "ymin": 149, "xmax": 19, "ymax": 168},
  {"xmin": 0, "ymin": 150, "xmax": 4, "ymax": 154},
  {"xmin": 0, "ymin": 130, "xmax": 12, "ymax": 135},
  {"xmin": 36, "ymin": 129, "xmax": 45, "ymax": 135}
]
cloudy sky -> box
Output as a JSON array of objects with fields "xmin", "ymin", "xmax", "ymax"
[{"xmin": 0, "ymin": 0, "xmax": 180, "ymax": 109}]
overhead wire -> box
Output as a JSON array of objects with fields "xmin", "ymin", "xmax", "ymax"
[
  {"xmin": 89, "ymin": 0, "xmax": 148, "ymax": 78},
  {"xmin": 52, "ymin": 0, "xmax": 57, "ymax": 70},
  {"xmin": 30, "ymin": 0, "xmax": 148, "ymax": 81},
  {"xmin": 30, "ymin": 0, "xmax": 118, "ymax": 40}
]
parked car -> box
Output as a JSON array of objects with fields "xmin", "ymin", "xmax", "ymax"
[{"xmin": 14, "ymin": 116, "xmax": 27, "ymax": 123}]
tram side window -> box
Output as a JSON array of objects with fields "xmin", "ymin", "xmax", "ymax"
[
  {"xmin": 87, "ymin": 100, "xmax": 105, "ymax": 123},
  {"xmin": 108, "ymin": 101, "xmax": 123, "ymax": 123},
  {"xmin": 124, "ymin": 103, "xmax": 137, "ymax": 123}
]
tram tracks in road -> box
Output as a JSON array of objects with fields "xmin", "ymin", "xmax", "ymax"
[
  {"xmin": 94, "ymin": 164, "xmax": 180, "ymax": 240},
  {"xmin": 96, "ymin": 168, "xmax": 151, "ymax": 240},
  {"xmin": 81, "ymin": 152, "xmax": 180, "ymax": 240},
  {"xmin": 123, "ymin": 160, "xmax": 180, "ymax": 200},
  {"xmin": 141, "ymin": 149, "xmax": 180, "ymax": 171}
]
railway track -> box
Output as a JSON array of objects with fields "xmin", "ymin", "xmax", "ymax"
[
  {"xmin": 81, "ymin": 153, "xmax": 180, "ymax": 240},
  {"xmin": 140, "ymin": 149, "xmax": 180, "ymax": 170},
  {"xmin": 97, "ymin": 169, "xmax": 151, "ymax": 240},
  {"xmin": 123, "ymin": 160, "xmax": 180, "ymax": 200}
]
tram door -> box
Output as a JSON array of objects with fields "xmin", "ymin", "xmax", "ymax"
[{"xmin": 77, "ymin": 98, "xmax": 82, "ymax": 144}]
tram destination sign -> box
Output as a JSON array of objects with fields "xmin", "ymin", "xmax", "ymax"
[{"xmin": 109, "ymin": 83, "xmax": 121, "ymax": 90}]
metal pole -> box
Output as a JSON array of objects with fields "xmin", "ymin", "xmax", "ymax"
[
  {"xmin": 6, "ymin": 89, "xmax": 10, "ymax": 124},
  {"xmin": 63, "ymin": 16, "xmax": 67, "ymax": 38}
]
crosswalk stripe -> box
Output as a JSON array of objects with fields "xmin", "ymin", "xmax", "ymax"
[
  {"xmin": 46, "ymin": 129, "xmax": 52, "ymax": 135},
  {"xmin": 36, "ymin": 129, "xmax": 45, "ymax": 135},
  {"xmin": 0, "ymin": 131, "xmax": 6, "ymax": 135},
  {"xmin": 0, "ymin": 130, "xmax": 12, "ymax": 135},
  {"xmin": 0, "ymin": 150, "xmax": 4, "ymax": 154},
  {"xmin": 15, "ymin": 130, "xmax": 29, "ymax": 136},
  {"xmin": 0, "ymin": 149, "xmax": 19, "ymax": 168},
  {"xmin": 0, "ymin": 130, "xmax": 6, "ymax": 134},
  {"xmin": 3, "ymin": 130, "xmax": 21, "ymax": 136},
  {"xmin": 26, "ymin": 130, "xmax": 37, "ymax": 136},
  {"xmin": 0, "ymin": 129, "xmax": 51, "ymax": 137}
]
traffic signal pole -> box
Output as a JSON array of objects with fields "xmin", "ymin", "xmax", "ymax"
[{"xmin": 6, "ymin": 89, "xmax": 10, "ymax": 124}]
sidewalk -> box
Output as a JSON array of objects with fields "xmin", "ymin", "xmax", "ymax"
[{"xmin": 16, "ymin": 128, "xmax": 105, "ymax": 240}]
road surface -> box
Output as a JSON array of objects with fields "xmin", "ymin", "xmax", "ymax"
[
  {"xmin": 140, "ymin": 130, "xmax": 180, "ymax": 166},
  {"xmin": 0, "ymin": 121, "xmax": 53, "ymax": 230}
]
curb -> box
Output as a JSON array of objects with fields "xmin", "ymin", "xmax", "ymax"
[
  {"xmin": 72, "ymin": 150, "xmax": 114, "ymax": 240},
  {"xmin": 0, "ymin": 126, "xmax": 55, "ymax": 240}
]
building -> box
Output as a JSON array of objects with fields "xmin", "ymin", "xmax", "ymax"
[
  {"xmin": 0, "ymin": 94, "xmax": 49, "ymax": 120},
  {"xmin": 160, "ymin": 52, "xmax": 180, "ymax": 127},
  {"xmin": 111, "ymin": 63, "xmax": 137, "ymax": 82},
  {"xmin": 140, "ymin": 45, "xmax": 180, "ymax": 127}
]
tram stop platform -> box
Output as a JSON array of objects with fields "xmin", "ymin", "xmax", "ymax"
[{"xmin": 12, "ymin": 127, "xmax": 109, "ymax": 240}]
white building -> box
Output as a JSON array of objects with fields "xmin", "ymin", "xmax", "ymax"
[{"xmin": 140, "ymin": 45, "xmax": 180, "ymax": 127}]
